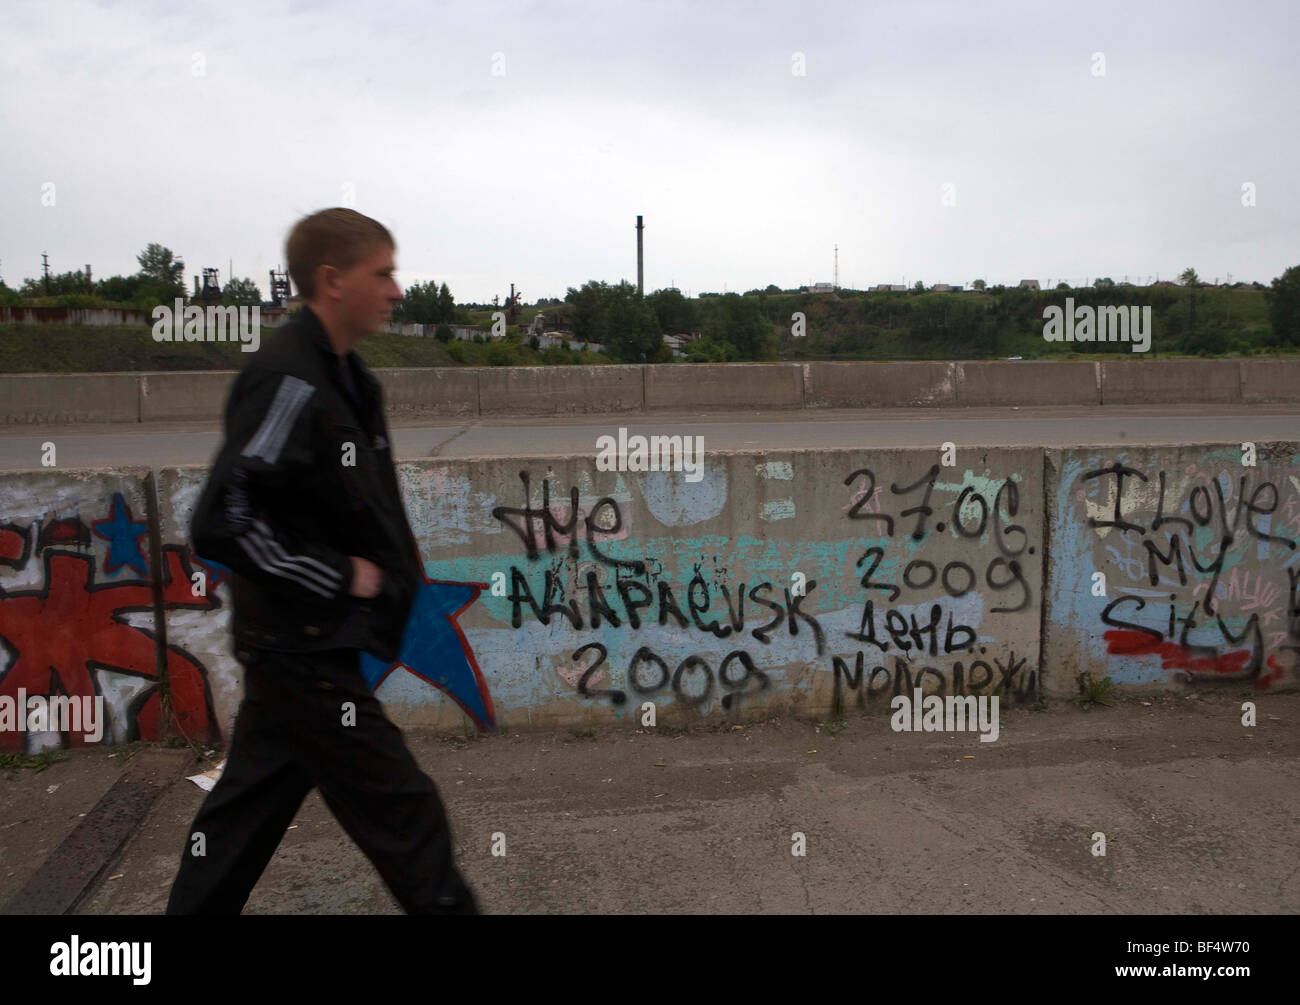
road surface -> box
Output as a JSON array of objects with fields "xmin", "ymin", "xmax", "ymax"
[{"xmin": 1, "ymin": 404, "xmax": 1297, "ymax": 469}]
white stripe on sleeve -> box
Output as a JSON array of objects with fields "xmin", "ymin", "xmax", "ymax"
[{"xmin": 242, "ymin": 375, "xmax": 315, "ymax": 465}]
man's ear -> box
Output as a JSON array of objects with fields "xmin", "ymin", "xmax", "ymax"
[{"xmin": 315, "ymin": 262, "xmax": 342, "ymax": 301}]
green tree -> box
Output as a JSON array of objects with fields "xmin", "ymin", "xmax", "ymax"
[
  {"xmin": 646, "ymin": 287, "xmax": 698, "ymax": 334},
  {"xmin": 1181, "ymin": 269, "xmax": 1200, "ymax": 338},
  {"xmin": 96, "ymin": 275, "xmax": 145, "ymax": 303},
  {"xmin": 437, "ymin": 282, "xmax": 455, "ymax": 321},
  {"xmin": 1267, "ymin": 265, "xmax": 1300, "ymax": 347},
  {"xmin": 565, "ymin": 280, "xmax": 614, "ymax": 344},
  {"xmin": 604, "ymin": 284, "xmax": 662, "ymax": 362},
  {"xmin": 972, "ymin": 279, "xmax": 986, "ymax": 291},
  {"xmin": 20, "ymin": 269, "xmax": 92, "ymax": 297},
  {"xmin": 435, "ymin": 322, "xmax": 453, "ymax": 342},
  {"xmin": 685, "ymin": 336, "xmax": 736, "ymax": 362},
  {"xmin": 701, "ymin": 292, "xmax": 772, "ymax": 360},
  {"xmin": 396, "ymin": 280, "xmax": 440, "ymax": 324},
  {"xmin": 1094, "ymin": 277, "xmax": 1115, "ymax": 289},
  {"xmin": 221, "ymin": 277, "xmax": 262, "ymax": 306},
  {"xmin": 135, "ymin": 244, "xmax": 186, "ymax": 299}
]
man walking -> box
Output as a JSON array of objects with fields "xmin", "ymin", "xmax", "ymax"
[{"xmin": 166, "ymin": 208, "xmax": 478, "ymax": 915}]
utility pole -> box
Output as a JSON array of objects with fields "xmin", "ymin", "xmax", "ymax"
[{"xmin": 42, "ymin": 252, "xmax": 51, "ymax": 294}]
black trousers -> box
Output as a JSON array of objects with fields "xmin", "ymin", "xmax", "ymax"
[{"xmin": 165, "ymin": 646, "xmax": 477, "ymax": 914}]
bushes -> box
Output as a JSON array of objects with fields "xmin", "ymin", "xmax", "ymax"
[
  {"xmin": 486, "ymin": 342, "xmax": 517, "ymax": 366},
  {"xmin": 1180, "ymin": 326, "xmax": 1229, "ymax": 356},
  {"xmin": 57, "ymin": 293, "xmax": 102, "ymax": 308},
  {"xmin": 684, "ymin": 336, "xmax": 736, "ymax": 362}
]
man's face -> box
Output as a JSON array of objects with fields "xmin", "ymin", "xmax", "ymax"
[{"xmin": 334, "ymin": 243, "xmax": 402, "ymax": 336}]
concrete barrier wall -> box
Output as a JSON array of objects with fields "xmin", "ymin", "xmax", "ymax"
[
  {"xmin": 0, "ymin": 373, "xmax": 140, "ymax": 424},
  {"xmin": 645, "ymin": 363, "xmax": 804, "ymax": 410},
  {"xmin": 5, "ymin": 358, "xmax": 1300, "ymax": 424},
  {"xmin": 1241, "ymin": 359, "xmax": 1300, "ymax": 403},
  {"xmin": 378, "ymin": 368, "xmax": 478, "ymax": 418},
  {"xmin": 1101, "ymin": 359, "xmax": 1241, "ymax": 404},
  {"xmin": 0, "ymin": 468, "xmax": 224, "ymax": 751},
  {"xmin": 479, "ymin": 365, "xmax": 643, "ymax": 415},
  {"xmin": 0, "ymin": 307, "xmax": 152, "ymax": 326},
  {"xmin": 1043, "ymin": 443, "xmax": 1300, "ymax": 699},
  {"xmin": 957, "ymin": 360, "xmax": 1099, "ymax": 406},
  {"xmin": 2, "ymin": 441, "xmax": 1297, "ymax": 751},
  {"xmin": 156, "ymin": 448, "xmax": 1047, "ymax": 736},
  {"xmin": 139, "ymin": 371, "xmax": 236, "ymax": 422},
  {"xmin": 804, "ymin": 362, "xmax": 955, "ymax": 407}
]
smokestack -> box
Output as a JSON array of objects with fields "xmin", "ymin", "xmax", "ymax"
[
  {"xmin": 194, "ymin": 275, "xmax": 199, "ymax": 296},
  {"xmin": 636, "ymin": 215, "xmax": 644, "ymax": 296}
]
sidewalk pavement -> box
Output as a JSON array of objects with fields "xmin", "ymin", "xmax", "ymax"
[{"xmin": 2, "ymin": 691, "xmax": 1297, "ymax": 915}]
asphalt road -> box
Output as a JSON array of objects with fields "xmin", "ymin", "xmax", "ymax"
[{"xmin": 2, "ymin": 404, "xmax": 1298, "ymax": 470}]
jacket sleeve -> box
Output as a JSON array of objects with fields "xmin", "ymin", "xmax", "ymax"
[{"xmin": 190, "ymin": 367, "xmax": 354, "ymax": 601}]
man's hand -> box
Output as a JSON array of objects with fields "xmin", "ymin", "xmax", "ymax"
[{"xmin": 348, "ymin": 556, "xmax": 383, "ymax": 598}]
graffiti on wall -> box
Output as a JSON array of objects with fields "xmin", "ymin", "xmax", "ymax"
[
  {"xmin": 15, "ymin": 444, "xmax": 1290, "ymax": 744},
  {"xmin": 358, "ymin": 575, "xmax": 495, "ymax": 730},
  {"xmin": 1050, "ymin": 448, "xmax": 1300, "ymax": 692},
  {"xmin": 444, "ymin": 454, "xmax": 1045, "ymax": 722},
  {"xmin": 830, "ymin": 461, "xmax": 1040, "ymax": 708},
  {"xmin": 0, "ymin": 491, "xmax": 220, "ymax": 751}
]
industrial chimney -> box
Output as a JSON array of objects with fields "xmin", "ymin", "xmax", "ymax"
[{"xmin": 636, "ymin": 215, "xmax": 644, "ymax": 296}]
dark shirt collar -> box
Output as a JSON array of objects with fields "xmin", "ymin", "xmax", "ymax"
[
  {"xmin": 298, "ymin": 303, "xmax": 372, "ymax": 421},
  {"xmin": 299, "ymin": 303, "xmax": 349, "ymax": 364}
]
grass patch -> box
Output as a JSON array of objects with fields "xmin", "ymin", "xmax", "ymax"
[
  {"xmin": 0, "ymin": 748, "xmax": 70, "ymax": 776},
  {"xmin": 0, "ymin": 323, "xmax": 613, "ymax": 372},
  {"xmin": 1074, "ymin": 671, "xmax": 1116, "ymax": 709}
]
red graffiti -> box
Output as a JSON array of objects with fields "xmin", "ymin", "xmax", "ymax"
[
  {"xmin": 1103, "ymin": 629, "xmax": 1252, "ymax": 675},
  {"xmin": 0, "ymin": 525, "xmax": 28, "ymax": 566},
  {"xmin": 0, "ymin": 547, "xmax": 218, "ymax": 750},
  {"xmin": 1258, "ymin": 654, "xmax": 1290, "ymax": 691},
  {"xmin": 37, "ymin": 517, "xmax": 91, "ymax": 551}
]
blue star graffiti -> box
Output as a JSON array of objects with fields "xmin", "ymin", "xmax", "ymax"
[
  {"xmin": 359, "ymin": 575, "xmax": 495, "ymax": 732},
  {"xmin": 186, "ymin": 503, "xmax": 494, "ymax": 732},
  {"xmin": 91, "ymin": 493, "xmax": 149, "ymax": 577}
]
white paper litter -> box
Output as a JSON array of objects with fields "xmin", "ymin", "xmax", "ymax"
[{"xmin": 187, "ymin": 759, "xmax": 227, "ymax": 792}]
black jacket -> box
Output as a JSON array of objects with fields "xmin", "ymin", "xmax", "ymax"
[{"xmin": 191, "ymin": 305, "xmax": 422, "ymax": 662}]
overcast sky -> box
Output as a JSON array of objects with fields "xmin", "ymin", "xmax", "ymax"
[{"xmin": 3, "ymin": 0, "xmax": 1297, "ymax": 304}]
